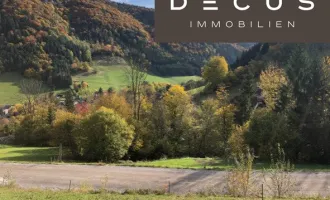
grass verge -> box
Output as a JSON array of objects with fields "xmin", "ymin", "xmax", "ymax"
[
  {"xmin": 0, "ymin": 146, "xmax": 329, "ymax": 171},
  {"xmin": 0, "ymin": 188, "xmax": 327, "ymax": 200}
]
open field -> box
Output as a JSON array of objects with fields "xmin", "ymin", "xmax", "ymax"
[
  {"xmin": 72, "ymin": 64, "xmax": 202, "ymax": 91},
  {"xmin": 0, "ymin": 188, "xmax": 327, "ymax": 200},
  {"xmin": 0, "ymin": 72, "xmax": 23, "ymax": 105},
  {"xmin": 0, "ymin": 65, "xmax": 202, "ymax": 104}
]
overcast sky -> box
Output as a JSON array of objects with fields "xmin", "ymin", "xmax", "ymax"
[{"xmin": 111, "ymin": 0, "xmax": 154, "ymax": 8}]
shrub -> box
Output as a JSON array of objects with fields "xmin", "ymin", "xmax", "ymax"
[
  {"xmin": 73, "ymin": 108, "xmax": 134, "ymax": 162},
  {"xmin": 263, "ymin": 144, "xmax": 296, "ymax": 198},
  {"xmin": 226, "ymin": 148, "xmax": 255, "ymax": 197}
]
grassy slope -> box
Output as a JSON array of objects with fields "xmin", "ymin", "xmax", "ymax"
[
  {"xmin": 0, "ymin": 73, "xmax": 23, "ymax": 105},
  {"xmin": 0, "ymin": 188, "xmax": 324, "ymax": 200},
  {"xmin": 0, "ymin": 65, "xmax": 201, "ymax": 104},
  {"xmin": 72, "ymin": 65, "xmax": 201, "ymax": 91}
]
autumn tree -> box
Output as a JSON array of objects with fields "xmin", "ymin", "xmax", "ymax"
[
  {"xmin": 52, "ymin": 110, "xmax": 81, "ymax": 156},
  {"xmin": 95, "ymin": 93, "xmax": 132, "ymax": 120},
  {"xmin": 163, "ymin": 85, "xmax": 193, "ymax": 156},
  {"xmin": 202, "ymin": 56, "xmax": 229, "ymax": 90},
  {"xmin": 15, "ymin": 105, "xmax": 51, "ymax": 146},
  {"xmin": 259, "ymin": 64, "xmax": 288, "ymax": 110}
]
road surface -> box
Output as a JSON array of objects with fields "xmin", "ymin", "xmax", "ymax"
[{"xmin": 0, "ymin": 163, "xmax": 329, "ymax": 196}]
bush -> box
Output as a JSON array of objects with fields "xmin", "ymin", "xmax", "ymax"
[
  {"xmin": 225, "ymin": 148, "xmax": 255, "ymax": 197},
  {"xmin": 263, "ymin": 144, "xmax": 296, "ymax": 198},
  {"xmin": 73, "ymin": 108, "xmax": 134, "ymax": 162}
]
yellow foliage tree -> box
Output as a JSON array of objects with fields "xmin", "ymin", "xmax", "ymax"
[
  {"xmin": 95, "ymin": 93, "xmax": 132, "ymax": 120},
  {"xmin": 259, "ymin": 64, "xmax": 288, "ymax": 110},
  {"xmin": 202, "ymin": 56, "xmax": 229, "ymax": 89},
  {"xmin": 52, "ymin": 109, "xmax": 81, "ymax": 148},
  {"xmin": 163, "ymin": 85, "xmax": 191, "ymax": 116},
  {"xmin": 229, "ymin": 123, "xmax": 249, "ymax": 157}
]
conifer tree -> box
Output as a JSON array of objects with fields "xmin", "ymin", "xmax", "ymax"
[{"xmin": 65, "ymin": 90, "xmax": 75, "ymax": 112}]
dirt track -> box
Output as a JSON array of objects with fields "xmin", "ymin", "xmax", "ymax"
[{"xmin": 0, "ymin": 163, "xmax": 329, "ymax": 196}]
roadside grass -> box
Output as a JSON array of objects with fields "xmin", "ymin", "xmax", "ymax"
[
  {"xmin": 0, "ymin": 145, "xmax": 329, "ymax": 171},
  {"xmin": 120, "ymin": 157, "xmax": 330, "ymax": 172},
  {"xmin": 72, "ymin": 64, "xmax": 202, "ymax": 91},
  {"xmin": 0, "ymin": 188, "xmax": 327, "ymax": 200},
  {"xmin": 121, "ymin": 157, "xmax": 232, "ymax": 170},
  {"xmin": 0, "ymin": 72, "xmax": 23, "ymax": 105}
]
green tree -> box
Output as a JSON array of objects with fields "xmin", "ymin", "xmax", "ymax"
[
  {"xmin": 245, "ymin": 108, "xmax": 297, "ymax": 159},
  {"xmin": 74, "ymin": 108, "xmax": 134, "ymax": 162},
  {"xmin": 65, "ymin": 90, "xmax": 75, "ymax": 112},
  {"xmin": 285, "ymin": 45, "xmax": 330, "ymax": 163},
  {"xmin": 107, "ymin": 87, "xmax": 114, "ymax": 93},
  {"xmin": 237, "ymin": 72, "xmax": 254, "ymax": 124},
  {"xmin": 202, "ymin": 56, "xmax": 229, "ymax": 90},
  {"xmin": 98, "ymin": 87, "xmax": 104, "ymax": 95},
  {"xmin": 47, "ymin": 106, "xmax": 56, "ymax": 126},
  {"xmin": 0, "ymin": 59, "xmax": 4, "ymax": 74}
]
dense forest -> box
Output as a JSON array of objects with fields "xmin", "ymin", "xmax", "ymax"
[{"xmin": 0, "ymin": 0, "xmax": 250, "ymax": 88}]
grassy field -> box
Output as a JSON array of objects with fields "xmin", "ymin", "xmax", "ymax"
[
  {"xmin": 73, "ymin": 64, "xmax": 201, "ymax": 91},
  {"xmin": 0, "ymin": 65, "xmax": 201, "ymax": 104},
  {"xmin": 0, "ymin": 72, "xmax": 23, "ymax": 105},
  {"xmin": 0, "ymin": 188, "xmax": 326, "ymax": 200},
  {"xmin": 0, "ymin": 145, "xmax": 59, "ymax": 163},
  {"xmin": 1, "ymin": 146, "xmax": 329, "ymax": 171}
]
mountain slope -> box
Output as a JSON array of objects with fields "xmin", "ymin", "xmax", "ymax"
[{"xmin": 0, "ymin": 0, "xmax": 252, "ymax": 89}]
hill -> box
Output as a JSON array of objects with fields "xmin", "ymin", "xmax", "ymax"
[{"xmin": 0, "ymin": 0, "xmax": 252, "ymax": 90}]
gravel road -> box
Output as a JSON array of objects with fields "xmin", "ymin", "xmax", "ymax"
[{"xmin": 0, "ymin": 163, "xmax": 329, "ymax": 196}]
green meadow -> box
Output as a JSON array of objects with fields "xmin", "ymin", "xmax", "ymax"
[
  {"xmin": 72, "ymin": 64, "xmax": 201, "ymax": 91},
  {"xmin": 0, "ymin": 72, "xmax": 23, "ymax": 105},
  {"xmin": 0, "ymin": 63, "xmax": 201, "ymax": 104}
]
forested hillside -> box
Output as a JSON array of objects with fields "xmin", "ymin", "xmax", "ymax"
[
  {"xmin": 0, "ymin": 0, "xmax": 250, "ymax": 89},
  {"xmin": 225, "ymin": 43, "xmax": 330, "ymax": 164}
]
